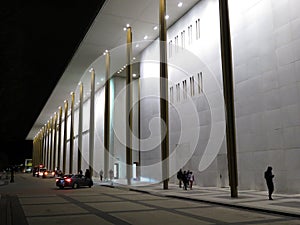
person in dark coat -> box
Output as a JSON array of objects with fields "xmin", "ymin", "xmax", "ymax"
[
  {"xmin": 177, "ymin": 169, "xmax": 183, "ymax": 188},
  {"xmin": 182, "ymin": 171, "xmax": 188, "ymax": 190},
  {"xmin": 264, "ymin": 166, "xmax": 275, "ymax": 200},
  {"xmin": 85, "ymin": 169, "xmax": 91, "ymax": 179}
]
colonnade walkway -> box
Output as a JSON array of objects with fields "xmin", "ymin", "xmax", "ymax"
[{"xmin": 97, "ymin": 179, "xmax": 300, "ymax": 218}]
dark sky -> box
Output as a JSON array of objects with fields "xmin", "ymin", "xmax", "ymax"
[{"xmin": 0, "ymin": 0, "xmax": 105, "ymax": 167}]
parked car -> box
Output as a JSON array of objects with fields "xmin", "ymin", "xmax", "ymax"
[
  {"xmin": 56, "ymin": 174, "xmax": 93, "ymax": 189},
  {"xmin": 42, "ymin": 170, "xmax": 55, "ymax": 178}
]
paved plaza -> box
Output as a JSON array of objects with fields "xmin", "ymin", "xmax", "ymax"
[{"xmin": 0, "ymin": 173, "xmax": 299, "ymax": 225}]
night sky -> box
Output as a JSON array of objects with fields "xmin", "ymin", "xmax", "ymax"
[{"xmin": 0, "ymin": 0, "xmax": 105, "ymax": 168}]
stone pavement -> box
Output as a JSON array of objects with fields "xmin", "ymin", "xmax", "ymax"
[
  {"xmin": 1, "ymin": 174, "xmax": 300, "ymax": 225},
  {"xmin": 96, "ymin": 180, "xmax": 300, "ymax": 218}
]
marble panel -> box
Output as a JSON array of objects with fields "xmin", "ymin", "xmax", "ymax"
[
  {"xmin": 279, "ymin": 84, "xmax": 299, "ymax": 107},
  {"xmin": 276, "ymin": 43, "xmax": 295, "ymax": 67}
]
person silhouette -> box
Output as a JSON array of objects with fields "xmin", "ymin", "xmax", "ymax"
[
  {"xmin": 177, "ymin": 169, "xmax": 183, "ymax": 188},
  {"xmin": 99, "ymin": 169, "xmax": 103, "ymax": 181},
  {"xmin": 264, "ymin": 166, "xmax": 275, "ymax": 200}
]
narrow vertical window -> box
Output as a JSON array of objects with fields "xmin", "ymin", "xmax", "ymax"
[
  {"xmin": 181, "ymin": 30, "xmax": 185, "ymax": 49},
  {"xmin": 188, "ymin": 26, "xmax": 191, "ymax": 45},
  {"xmin": 170, "ymin": 86, "xmax": 174, "ymax": 103},
  {"xmin": 190, "ymin": 76, "xmax": 195, "ymax": 96},
  {"xmin": 198, "ymin": 72, "xmax": 203, "ymax": 94},
  {"xmin": 197, "ymin": 19, "xmax": 200, "ymax": 39},
  {"xmin": 183, "ymin": 80, "xmax": 187, "ymax": 100},
  {"xmin": 175, "ymin": 35, "xmax": 179, "ymax": 53},
  {"xmin": 191, "ymin": 25, "xmax": 193, "ymax": 43},
  {"xmin": 189, "ymin": 25, "xmax": 193, "ymax": 44},
  {"xmin": 169, "ymin": 40, "xmax": 173, "ymax": 57},
  {"xmin": 195, "ymin": 20, "xmax": 198, "ymax": 40},
  {"xmin": 176, "ymin": 83, "xmax": 180, "ymax": 102}
]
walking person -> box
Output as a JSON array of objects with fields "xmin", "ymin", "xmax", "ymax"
[
  {"xmin": 182, "ymin": 171, "xmax": 188, "ymax": 190},
  {"xmin": 99, "ymin": 169, "xmax": 103, "ymax": 182},
  {"xmin": 109, "ymin": 169, "xmax": 114, "ymax": 181},
  {"xmin": 177, "ymin": 169, "xmax": 183, "ymax": 188},
  {"xmin": 189, "ymin": 171, "xmax": 195, "ymax": 190},
  {"xmin": 187, "ymin": 170, "xmax": 191, "ymax": 187},
  {"xmin": 264, "ymin": 166, "xmax": 275, "ymax": 200}
]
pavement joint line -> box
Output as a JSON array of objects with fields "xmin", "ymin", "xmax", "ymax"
[
  {"xmin": 99, "ymin": 184, "xmax": 300, "ymax": 219},
  {"xmin": 102, "ymin": 190, "xmax": 226, "ymax": 224},
  {"xmin": 57, "ymin": 194, "xmax": 132, "ymax": 225}
]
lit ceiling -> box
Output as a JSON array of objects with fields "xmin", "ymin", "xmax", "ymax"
[{"xmin": 27, "ymin": 0, "xmax": 200, "ymax": 139}]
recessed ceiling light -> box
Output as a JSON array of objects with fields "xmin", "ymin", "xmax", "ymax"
[
  {"xmin": 133, "ymin": 73, "xmax": 137, "ymax": 77},
  {"xmin": 133, "ymin": 57, "xmax": 136, "ymax": 60},
  {"xmin": 96, "ymin": 82, "xmax": 100, "ymax": 85},
  {"xmin": 136, "ymin": 44, "xmax": 139, "ymax": 48},
  {"xmin": 101, "ymin": 78, "xmax": 104, "ymax": 81},
  {"xmin": 178, "ymin": 2, "xmax": 183, "ymax": 7},
  {"xmin": 144, "ymin": 35, "xmax": 148, "ymax": 40},
  {"xmin": 153, "ymin": 26, "xmax": 158, "ymax": 30},
  {"xmin": 126, "ymin": 24, "xmax": 130, "ymax": 27},
  {"xmin": 123, "ymin": 27, "xmax": 127, "ymax": 31},
  {"xmin": 165, "ymin": 15, "xmax": 169, "ymax": 20}
]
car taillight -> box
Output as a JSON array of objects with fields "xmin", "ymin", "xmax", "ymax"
[
  {"xmin": 52, "ymin": 172, "xmax": 55, "ymax": 175},
  {"xmin": 65, "ymin": 178, "xmax": 71, "ymax": 182},
  {"xmin": 45, "ymin": 172, "xmax": 48, "ymax": 175}
]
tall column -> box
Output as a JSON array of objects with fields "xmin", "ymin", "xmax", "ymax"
[
  {"xmin": 44, "ymin": 124, "xmax": 47, "ymax": 167},
  {"xmin": 53, "ymin": 112, "xmax": 58, "ymax": 171},
  {"xmin": 46, "ymin": 121, "xmax": 50, "ymax": 169},
  {"xmin": 69, "ymin": 92, "xmax": 75, "ymax": 174},
  {"xmin": 78, "ymin": 83, "xmax": 83, "ymax": 173},
  {"xmin": 126, "ymin": 26, "xmax": 133, "ymax": 185},
  {"xmin": 89, "ymin": 69, "xmax": 95, "ymax": 177},
  {"xmin": 49, "ymin": 117, "xmax": 54, "ymax": 171},
  {"xmin": 218, "ymin": 0, "xmax": 238, "ymax": 198},
  {"xmin": 57, "ymin": 106, "xmax": 63, "ymax": 171},
  {"xmin": 42, "ymin": 127, "xmax": 46, "ymax": 166},
  {"xmin": 159, "ymin": 0, "xmax": 169, "ymax": 190},
  {"xmin": 63, "ymin": 100, "xmax": 68, "ymax": 174},
  {"xmin": 104, "ymin": 52, "xmax": 110, "ymax": 180},
  {"xmin": 137, "ymin": 78, "xmax": 141, "ymax": 180}
]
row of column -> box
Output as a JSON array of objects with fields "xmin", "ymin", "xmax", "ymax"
[
  {"xmin": 33, "ymin": 0, "xmax": 237, "ymax": 196},
  {"xmin": 32, "ymin": 30, "xmax": 134, "ymax": 181}
]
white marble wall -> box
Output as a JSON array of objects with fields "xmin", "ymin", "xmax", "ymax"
[
  {"xmin": 230, "ymin": 0, "xmax": 300, "ymax": 193},
  {"xmin": 139, "ymin": 0, "xmax": 300, "ymax": 193}
]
